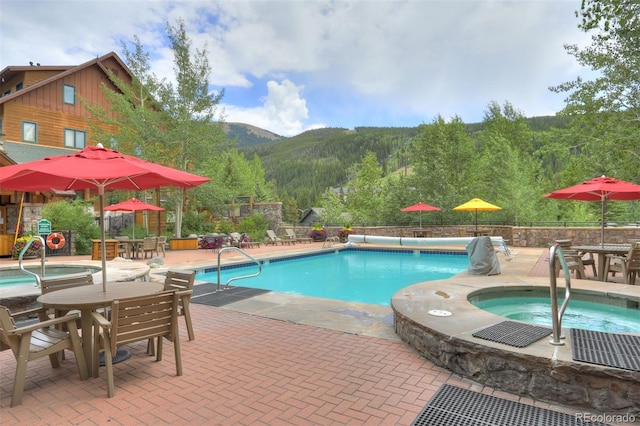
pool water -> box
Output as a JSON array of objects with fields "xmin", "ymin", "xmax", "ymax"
[
  {"xmin": 198, "ymin": 249, "xmax": 468, "ymax": 306},
  {"xmin": 0, "ymin": 266, "xmax": 101, "ymax": 287},
  {"xmin": 473, "ymin": 296, "xmax": 639, "ymax": 333}
]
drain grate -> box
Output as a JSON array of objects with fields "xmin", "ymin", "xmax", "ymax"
[
  {"xmin": 411, "ymin": 384, "xmax": 609, "ymax": 426},
  {"xmin": 472, "ymin": 320, "xmax": 551, "ymax": 348},
  {"xmin": 571, "ymin": 328, "xmax": 640, "ymax": 372}
]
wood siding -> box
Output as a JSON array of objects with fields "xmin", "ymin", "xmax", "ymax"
[{"xmin": 1, "ymin": 57, "xmax": 128, "ymax": 148}]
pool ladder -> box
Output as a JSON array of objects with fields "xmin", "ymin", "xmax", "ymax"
[
  {"xmin": 17, "ymin": 235, "xmax": 46, "ymax": 288},
  {"xmin": 215, "ymin": 246, "xmax": 262, "ymax": 291},
  {"xmin": 548, "ymin": 243, "xmax": 572, "ymax": 346}
]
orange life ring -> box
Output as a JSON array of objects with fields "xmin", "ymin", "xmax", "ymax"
[{"xmin": 46, "ymin": 233, "xmax": 66, "ymax": 250}]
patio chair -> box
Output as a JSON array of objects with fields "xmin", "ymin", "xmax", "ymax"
[
  {"xmin": 114, "ymin": 236, "xmax": 130, "ymax": 258},
  {"xmin": 557, "ymin": 248, "xmax": 586, "ymax": 279},
  {"xmin": 0, "ymin": 306, "xmax": 88, "ymax": 407},
  {"xmin": 164, "ymin": 270, "xmax": 196, "ymax": 341},
  {"xmin": 41, "ymin": 273, "xmax": 95, "ymax": 330},
  {"xmin": 603, "ymin": 242, "xmax": 640, "ymax": 284},
  {"xmin": 141, "ymin": 236, "xmax": 158, "ymax": 259},
  {"xmin": 229, "ymin": 232, "xmax": 243, "ymax": 248},
  {"xmin": 91, "ymin": 291, "xmax": 182, "ymax": 397},
  {"xmin": 156, "ymin": 236, "xmax": 167, "ymax": 257}
]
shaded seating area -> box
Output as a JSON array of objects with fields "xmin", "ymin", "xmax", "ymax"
[
  {"xmin": 0, "ymin": 306, "xmax": 88, "ymax": 407},
  {"xmin": 91, "ymin": 291, "xmax": 183, "ymax": 398}
]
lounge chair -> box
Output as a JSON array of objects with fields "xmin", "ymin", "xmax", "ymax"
[
  {"xmin": 285, "ymin": 228, "xmax": 312, "ymax": 244},
  {"xmin": 266, "ymin": 230, "xmax": 287, "ymax": 245},
  {"xmin": 0, "ymin": 306, "xmax": 89, "ymax": 406}
]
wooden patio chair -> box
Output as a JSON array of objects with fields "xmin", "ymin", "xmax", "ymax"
[
  {"xmin": 156, "ymin": 236, "xmax": 167, "ymax": 257},
  {"xmin": 286, "ymin": 228, "xmax": 312, "ymax": 244},
  {"xmin": 40, "ymin": 272, "xmax": 94, "ymax": 328},
  {"xmin": 0, "ymin": 306, "xmax": 88, "ymax": 407},
  {"xmin": 266, "ymin": 230, "xmax": 284, "ymax": 245},
  {"xmin": 604, "ymin": 242, "xmax": 640, "ymax": 284},
  {"xmin": 91, "ymin": 291, "xmax": 182, "ymax": 397},
  {"xmin": 164, "ymin": 270, "xmax": 196, "ymax": 341},
  {"xmin": 114, "ymin": 236, "xmax": 130, "ymax": 258},
  {"xmin": 141, "ymin": 236, "xmax": 158, "ymax": 259}
]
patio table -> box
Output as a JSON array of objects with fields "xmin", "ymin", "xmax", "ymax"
[
  {"xmin": 37, "ymin": 282, "xmax": 163, "ymax": 375},
  {"xmin": 570, "ymin": 244, "xmax": 631, "ymax": 281}
]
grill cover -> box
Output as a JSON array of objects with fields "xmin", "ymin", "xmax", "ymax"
[{"xmin": 466, "ymin": 236, "xmax": 501, "ymax": 275}]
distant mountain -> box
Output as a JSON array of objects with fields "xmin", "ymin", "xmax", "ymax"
[{"xmin": 223, "ymin": 122, "xmax": 284, "ymax": 147}]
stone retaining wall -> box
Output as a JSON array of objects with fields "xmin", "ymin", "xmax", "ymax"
[{"xmin": 284, "ymin": 225, "xmax": 640, "ymax": 247}]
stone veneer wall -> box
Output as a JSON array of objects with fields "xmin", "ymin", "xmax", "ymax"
[{"xmin": 393, "ymin": 310, "xmax": 640, "ymax": 415}]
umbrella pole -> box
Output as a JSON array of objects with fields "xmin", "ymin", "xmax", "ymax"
[
  {"xmin": 475, "ymin": 209, "xmax": 478, "ymax": 233},
  {"xmin": 99, "ymin": 187, "xmax": 107, "ymax": 291},
  {"xmin": 601, "ymin": 197, "xmax": 605, "ymax": 247}
]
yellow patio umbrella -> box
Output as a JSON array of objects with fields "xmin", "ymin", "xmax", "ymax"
[{"xmin": 453, "ymin": 198, "xmax": 502, "ymax": 233}]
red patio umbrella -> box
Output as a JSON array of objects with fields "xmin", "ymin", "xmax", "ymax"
[
  {"xmin": 545, "ymin": 175, "xmax": 640, "ymax": 246},
  {"xmin": 105, "ymin": 198, "xmax": 164, "ymax": 239},
  {"xmin": 0, "ymin": 144, "xmax": 209, "ymax": 289},
  {"xmin": 401, "ymin": 202, "xmax": 441, "ymax": 228}
]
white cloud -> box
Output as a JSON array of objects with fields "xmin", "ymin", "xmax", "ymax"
[
  {"xmin": 1, "ymin": 0, "xmax": 591, "ymax": 132},
  {"xmin": 223, "ymin": 79, "xmax": 324, "ymax": 136}
]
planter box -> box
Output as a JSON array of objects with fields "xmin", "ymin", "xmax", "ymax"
[
  {"xmin": 91, "ymin": 239, "xmax": 119, "ymax": 260},
  {"xmin": 169, "ymin": 237, "xmax": 198, "ymax": 250}
]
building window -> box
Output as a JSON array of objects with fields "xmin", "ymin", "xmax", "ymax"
[
  {"xmin": 22, "ymin": 121, "xmax": 37, "ymax": 143},
  {"xmin": 3, "ymin": 90, "xmax": 10, "ymax": 96},
  {"xmin": 63, "ymin": 84, "xmax": 75, "ymax": 105},
  {"xmin": 16, "ymin": 82, "xmax": 23, "ymax": 91},
  {"xmin": 64, "ymin": 128, "xmax": 86, "ymax": 148}
]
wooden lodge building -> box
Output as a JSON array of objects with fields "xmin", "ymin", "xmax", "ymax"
[{"xmin": 0, "ymin": 52, "xmax": 163, "ymax": 256}]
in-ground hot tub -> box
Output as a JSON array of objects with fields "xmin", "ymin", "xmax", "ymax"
[
  {"xmin": 468, "ymin": 287, "xmax": 639, "ymax": 334},
  {"xmin": 391, "ymin": 275, "xmax": 640, "ymax": 415}
]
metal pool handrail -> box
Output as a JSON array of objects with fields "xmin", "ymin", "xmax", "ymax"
[
  {"xmin": 18, "ymin": 235, "xmax": 46, "ymax": 288},
  {"xmin": 548, "ymin": 244, "xmax": 572, "ymax": 346},
  {"xmin": 216, "ymin": 246, "xmax": 262, "ymax": 291}
]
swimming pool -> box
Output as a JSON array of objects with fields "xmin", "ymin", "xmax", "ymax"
[
  {"xmin": 198, "ymin": 249, "xmax": 468, "ymax": 306},
  {"xmin": 469, "ymin": 288, "xmax": 639, "ymax": 333}
]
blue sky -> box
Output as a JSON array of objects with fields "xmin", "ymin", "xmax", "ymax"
[{"xmin": 1, "ymin": 0, "xmax": 591, "ymax": 137}]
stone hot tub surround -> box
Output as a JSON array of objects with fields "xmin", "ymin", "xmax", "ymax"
[{"xmin": 391, "ymin": 275, "xmax": 640, "ymax": 415}]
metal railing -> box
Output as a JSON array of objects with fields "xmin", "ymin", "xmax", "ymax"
[
  {"xmin": 216, "ymin": 246, "xmax": 262, "ymax": 291},
  {"xmin": 548, "ymin": 244, "xmax": 572, "ymax": 345},
  {"xmin": 18, "ymin": 235, "xmax": 46, "ymax": 288}
]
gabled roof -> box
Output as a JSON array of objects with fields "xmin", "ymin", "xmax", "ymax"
[
  {"xmin": 1, "ymin": 141, "xmax": 78, "ymax": 163},
  {"xmin": 0, "ymin": 52, "xmax": 133, "ymax": 106}
]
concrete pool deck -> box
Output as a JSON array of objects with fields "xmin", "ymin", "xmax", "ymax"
[{"xmin": 1, "ymin": 243, "xmax": 638, "ymax": 424}]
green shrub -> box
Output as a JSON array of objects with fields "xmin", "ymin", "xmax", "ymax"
[
  {"xmin": 237, "ymin": 213, "xmax": 268, "ymax": 242},
  {"xmin": 42, "ymin": 200, "xmax": 100, "ymax": 255}
]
